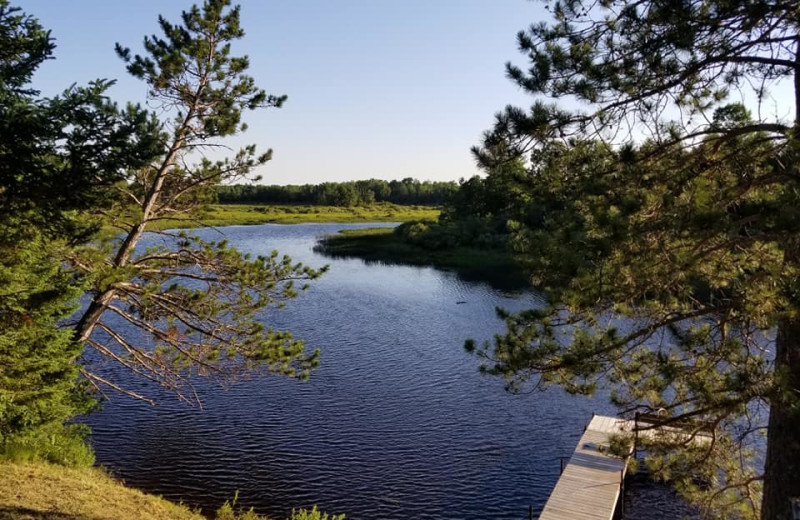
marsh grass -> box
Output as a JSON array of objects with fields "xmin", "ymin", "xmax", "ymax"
[{"xmin": 149, "ymin": 203, "xmax": 440, "ymax": 230}]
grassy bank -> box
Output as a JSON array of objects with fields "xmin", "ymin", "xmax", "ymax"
[
  {"xmin": 315, "ymin": 227, "xmax": 529, "ymax": 290},
  {"xmin": 148, "ymin": 203, "xmax": 440, "ymax": 230},
  {"xmin": 0, "ymin": 461, "xmax": 205, "ymax": 520},
  {"xmin": 0, "ymin": 461, "xmax": 346, "ymax": 520}
]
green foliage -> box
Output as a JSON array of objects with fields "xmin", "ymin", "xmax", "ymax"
[
  {"xmin": 2, "ymin": 423, "xmax": 95, "ymax": 467},
  {"xmin": 146, "ymin": 202, "xmax": 439, "ymax": 229},
  {"xmin": 215, "ymin": 493, "xmax": 344, "ymax": 520},
  {"xmin": 0, "ymin": 232, "xmax": 96, "ymax": 466},
  {"xmin": 73, "ymin": 0, "xmax": 326, "ymax": 404},
  {"xmin": 395, "ymin": 218, "xmax": 509, "ymax": 251},
  {"xmin": 311, "ymin": 159, "xmax": 535, "ymax": 288},
  {"xmin": 0, "ymin": 2, "xmax": 161, "ymax": 239},
  {"xmin": 0, "ymin": 0, "xmax": 51, "ymax": 92},
  {"xmin": 383, "ymin": 158, "xmax": 531, "ymax": 253},
  {"xmin": 317, "ymin": 226, "xmax": 527, "ymax": 290},
  {"xmin": 215, "ymin": 491, "xmax": 263, "ymax": 520},
  {"xmin": 471, "ymin": 1, "xmax": 800, "ymax": 518},
  {"xmin": 442, "ymin": 158, "xmax": 530, "ymax": 228},
  {"xmin": 286, "ymin": 506, "xmax": 344, "ymax": 520},
  {"xmin": 216, "ymin": 178, "xmax": 457, "ymax": 207},
  {"xmin": 0, "ymin": 0, "xmax": 157, "ymax": 465}
]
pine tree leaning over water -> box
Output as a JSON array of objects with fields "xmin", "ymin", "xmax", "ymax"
[
  {"xmin": 469, "ymin": 1, "xmax": 800, "ymax": 518},
  {"xmin": 72, "ymin": 0, "xmax": 325, "ymax": 405}
]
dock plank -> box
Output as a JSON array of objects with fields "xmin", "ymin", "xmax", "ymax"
[
  {"xmin": 537, "ymin": 413, "xmax": 712, "ymax": 520},
  {"xmin": 538, "ymin": 415, "xmax": 631, "ymax": 520}
]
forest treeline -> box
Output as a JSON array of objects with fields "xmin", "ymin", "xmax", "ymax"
[
  {"xmin": 216, "ymin": 178, "xmax": 458, "ymax": 206},
  {"xmin": 384, "ymin": 159, "xmax": 528, "ymax": 252}
]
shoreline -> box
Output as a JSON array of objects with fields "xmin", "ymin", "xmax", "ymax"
[{"xmin": 315, "ymin": 227, "xmax": 529, "ymax": 290}]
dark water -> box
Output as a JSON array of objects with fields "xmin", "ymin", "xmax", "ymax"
[
  {"xmin": 621, "ymin": 472, "xmax": 698, "ymax": 520},
  {"xmin": 85, "ymin": 223, "xmax": 679, "ymax": 520}
]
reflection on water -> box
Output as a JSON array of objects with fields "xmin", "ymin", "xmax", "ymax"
[
  {"xmin": 313, "ymin": 230, "xmax": 530, "ymax": 292},
  {"xmin": 622, "ymin": 471, "xmax": 698, "ymax": 520},
  {"xmin": 86, "ymin": 223, "xmax": 685, "ymax": 520}
]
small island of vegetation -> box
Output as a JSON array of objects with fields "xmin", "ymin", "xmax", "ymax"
[{"xmin": 314, "ymin": 160, "xmax": 532, "ymax": 288}]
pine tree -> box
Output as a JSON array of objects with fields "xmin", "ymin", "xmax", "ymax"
[
  {"xmin": 72, "ymin": 0, "xmax": 325, "ymax": 405},
  {"xmin": 0, "ymin": 0, "xmax": 159, "ymax": 463},
  {"xmin": 470, "ymin": 1, "xmax": 800, "ymax": 518},
  {"xmin": 0, "ymin": 232, "xmax": 95, "ymax": 465}
]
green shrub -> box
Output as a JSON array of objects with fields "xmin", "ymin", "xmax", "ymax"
[
  {"xmin": 216, "ymin": 495, "xmax": 344, "ymax": 520},
  {"xmin": 215, "ymin": 491, "xmax": 263, "ymax": 520},
  {"xmin": 288, "ymin": 506, "xmax": 345, "ymax": 520},
  {"xmin": 2, "ymin": 423, "xmax": 94, "ymax": 467}
]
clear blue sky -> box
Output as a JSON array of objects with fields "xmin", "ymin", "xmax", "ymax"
[{"xmin": 20, "ymin": 0, "xmax": 547, "ymax": 185}]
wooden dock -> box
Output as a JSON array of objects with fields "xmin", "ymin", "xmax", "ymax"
[{"xmin": 538, "ymin": 415, "xmax": 633, "ymax": 520}]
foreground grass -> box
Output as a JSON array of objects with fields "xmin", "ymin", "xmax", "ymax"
[
  {"xmin": 0, "ymin": 462, "xmax": 345, "ymax": 520},
  {"xmin": 0, "ymin": 461, "xmax": 205, "ymax": 520},
  {"xmin": 148, "ymin": 203, "xmax": 440, "ymax": 230},
  {"xmin": 315, "ymin": 227, "xmax": 529, "ymax": 290}
]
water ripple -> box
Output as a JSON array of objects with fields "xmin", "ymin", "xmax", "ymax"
[{"xmin": 86, "ymin": 223, "xmax": 684, "ymax": 520}]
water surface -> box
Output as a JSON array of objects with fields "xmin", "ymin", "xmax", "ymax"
[{"xmin": 86, "ymin": 223, "xmax": 669, "ymax": 519}]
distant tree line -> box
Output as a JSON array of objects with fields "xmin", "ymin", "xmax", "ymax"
[{"xmin": 216, "ymin": 178, "xmax": 458, "ymax": 206}]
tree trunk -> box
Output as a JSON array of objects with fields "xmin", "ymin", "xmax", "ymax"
[
  {"xmin": 762, "ymin": 243, "xmax": 800, "ymax": 520},
  {"xmin": 763, "ymin": 35, "xmax": 800, "ymax": 520},
  {"xmin": 72, "ymin": 121, "xmax": 190, "ymax": 343}
]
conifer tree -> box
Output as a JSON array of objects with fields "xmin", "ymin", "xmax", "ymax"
[
  {"xmin": 471, "ymin": 1, "xmax": 800, "ymax": 518},
  {"xmin": 0, "ymin": 0, "xmax": 159, "ymax": 463},
  {"xmin": 72, "ymin": 0, "xmax": 324, "ymax": 405}
]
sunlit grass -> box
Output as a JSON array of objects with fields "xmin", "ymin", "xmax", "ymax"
[
  {"xmin": 0, "ymin": 461, "xmax": 206, "ymax": 520},
  {"xmin": 148, "ymin": 203, "xmax": 440, "ymax": 230}
]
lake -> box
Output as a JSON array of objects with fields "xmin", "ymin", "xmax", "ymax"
[{"xmin": 85, "ymin": 223, "xmax": 687, "ymax": 520}]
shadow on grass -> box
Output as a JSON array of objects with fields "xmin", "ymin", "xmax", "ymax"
[{"xmin": 0, "ymin": 506, "xmax": 90, "ymax": 520}]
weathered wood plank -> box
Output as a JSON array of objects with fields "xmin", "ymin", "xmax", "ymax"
[
  {"xmin": 538, "ymin": 415, "xmax": 631, "ymax": 520},
  {"xmin": 537, "ymin": 413, "xmax": 712, "ymax": 520}
]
